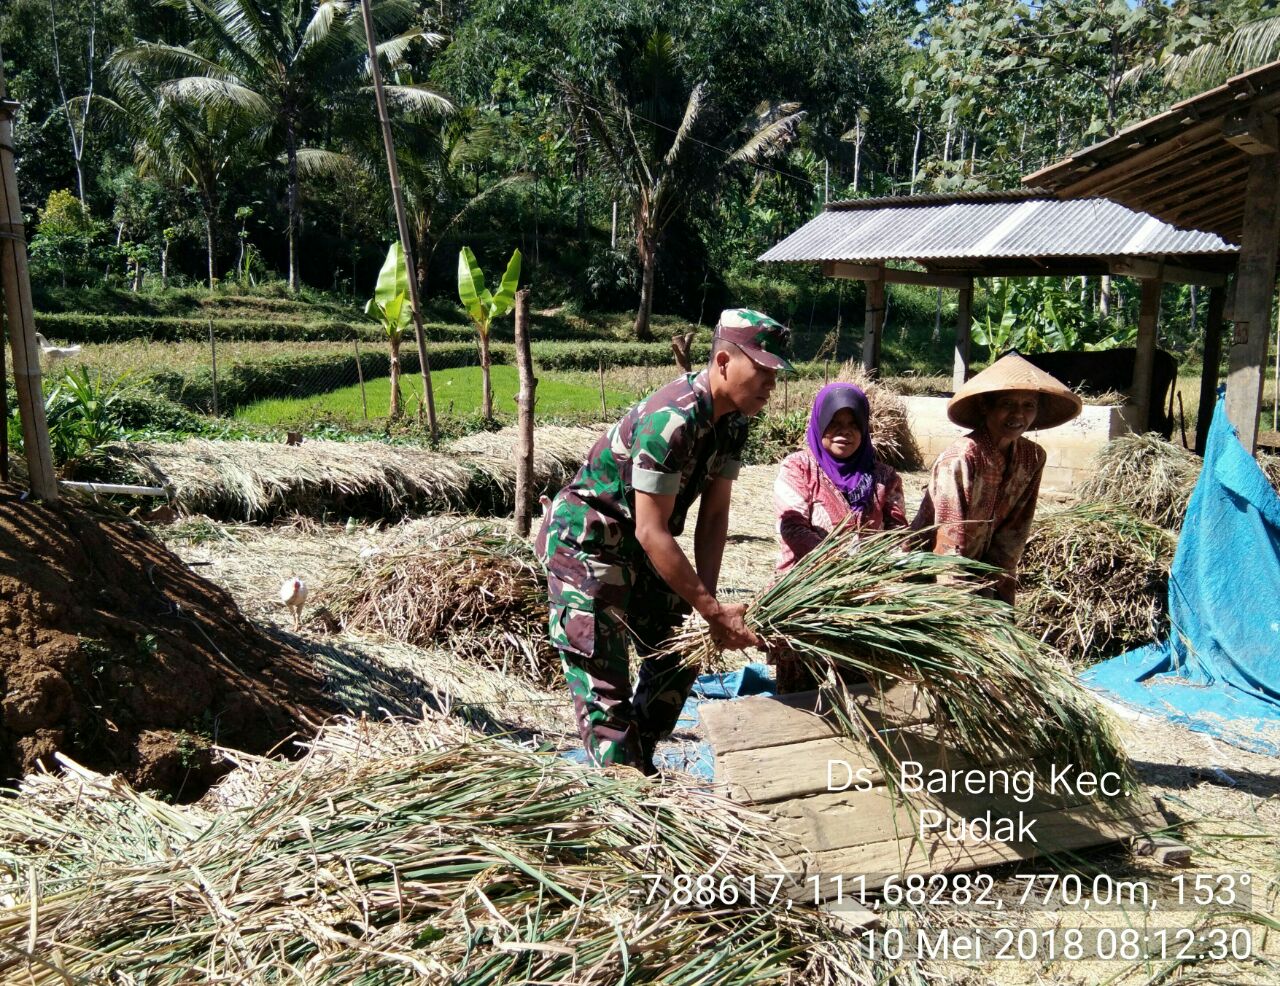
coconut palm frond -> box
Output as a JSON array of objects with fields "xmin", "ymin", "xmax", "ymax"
[
  {"xmin": 108, "ymin": 42, "xmax": 244, "ymax": 86},
  {"xmin": 729, "ymin": 106, "xmax": 806, "ymax": 165},
  {"xmin": 1163, "ymin": 15, "xmax": 1280, "ymax": 88},
  {"xmin": 292, "ymin": 147, "xmax": 361, "ymax": 178},
  {"xmin": 161, "ymin": 76, "xmax": 272, "ymax": 119},
  {"xmin": 377, "ymin": 83, "xmax": 455, "ymax": 116},
  {"xmin": 662, "ymin": 82, "xmax": 706, "ymax": 168},
  {"xmin": 300, "ymin": 0, "xmax": 353, "ymax": 53}
]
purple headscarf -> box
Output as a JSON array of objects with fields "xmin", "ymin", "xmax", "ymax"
[{"xmin": 806, "ymin": 383, "xmax": 876, "ymax": 514}]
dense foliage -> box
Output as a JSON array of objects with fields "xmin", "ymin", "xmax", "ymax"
[{"xmin": 2, "ymin": 0, "xmax": 1277, "ymax": 354}]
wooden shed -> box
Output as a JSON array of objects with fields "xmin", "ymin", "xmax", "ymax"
[{"xmin": 1027, "ymin": 59, "xmax": 1280, "ymax": 452}]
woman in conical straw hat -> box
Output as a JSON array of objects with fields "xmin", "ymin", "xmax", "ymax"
[{"xmin": 911, "ymin": 353, "xmax": 1082, "ymax": 604}]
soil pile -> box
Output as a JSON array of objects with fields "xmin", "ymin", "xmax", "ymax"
[{"xmin": 0, "ymin": 486, "xmax": 336, "ymax": 799}]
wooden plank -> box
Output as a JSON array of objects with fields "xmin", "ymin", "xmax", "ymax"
[
  {"xmin": 823, "ymin": 260, "xmax": 972, "ymax": 290},
  {"xmin": 1131, "ymin": 276, "xmax": 1162, "ymax": 431},
  {"xmin": 767, "ymin": 770, "xmax": 1115, "ymax": 854},
  {"xmin": 701, "ymin": 683, "xmax": 931, "ymax": 756},
  {"xmin": 1108, "ymin": 258, "xmax": 1227, "ymax": 287},
  {"xmin": 715, "ymin": 725, "xmax": 1003, "ymax": 804},
  {"xmin": 780, "ymin": 799, "xmax": 1165, "ymax": 892},
  {"xmin": 1196, "ymin": 286, "xmax": 1227, "ymax": 455},
  {"xmin": 862, "ymin": 270, "xmax": 886, "ymax": 375},
  {"xmin": 1225, "ymin": 150, "xmax": 1280, "ymax": 452},
  {"xmin": 1223, "ymin": 108, "xmax": 1280, "ymax": 155},
  {"xmin": 953, "ymin": 283, "xmax": 973, "ymax": 391}
]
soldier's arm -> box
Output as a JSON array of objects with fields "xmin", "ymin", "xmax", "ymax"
[
  {"xmin": 694, "ymin": 475, "xmax": 732, "ymax": 597},
  {"xmin": 635, "ymin": 489, "xmax": 757, "ymax": 650}
]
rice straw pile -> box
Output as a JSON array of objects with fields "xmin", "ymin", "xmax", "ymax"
[
  {"xmin": 445, "ymin": 424, "xmax": 601, "ymax": 495},
  {"xmin": 0, "ymin": 716, "xmax": 902, "ymax": 985},
  {"xmin": 1080, "ymin": 433, "xmax": 1280, "ymax": 531},
  {"xmin": 1077, "ymin": 433, "xmax": 1200, "ymax": 529},
  {"xmin": 835, "ymin": 362, "xmax": 921, "ymax": 469},
  {"xmin": 1017, "ymin": 503, "xmax": 1176, "ymax": 667},
  {"xmin": 337, "ymin": 524, "xmax": 557, "ymax": 688},
  {"xmin": 672, "ymin": 529, "xmax": 1132, "ymax": 787}
]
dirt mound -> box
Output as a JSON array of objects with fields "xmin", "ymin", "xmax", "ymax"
[{"xmin": 0, "ymin": 486, "xmax": 337, "ymax": 800}]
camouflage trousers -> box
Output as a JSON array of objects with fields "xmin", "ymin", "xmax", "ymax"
[{"xmin": 540, "ymin": 564, "xmax": 696, "ymax": 772}]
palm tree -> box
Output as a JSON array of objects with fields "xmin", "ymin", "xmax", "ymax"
[
  {"xmin": 1161, "ymin": 14, "xmax": 1280, "ymax": 90},
  {"xmin": 113, "ymin": 0, "xmax": 449, "ymax": 292},
  {"xmin": 562, "ymin": 32, "xmax": 803, "ymax": 340},
  {"xmin": 75, "ymin": 64, "xmax": 240, "ymax": 289}
]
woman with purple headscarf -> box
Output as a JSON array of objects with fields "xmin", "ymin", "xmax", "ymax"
[{"xmin": 773, "ymin": 383, "xmax": 907, "ymax": 575}]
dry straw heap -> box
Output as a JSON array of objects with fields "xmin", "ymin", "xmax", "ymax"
[
  {"xmin": 107, "ymin": 426, "xmax": 601, "ymax": 521},
  {"xmin": 1017, "ymin": 503, "xmax": 1176, "ymax": 667},
  {"xmin": 0, "ymin": 716, "xmax": 908, "ymax": 985},
  {"xmin": 670, "ymin": 529, "xmax": 1132, "ymax": 788},
  {"xmin": 336, "ymin": 523, "xmax": 556, "ymax": 689},
  {"xmin": 1081, "ymin": 432, "xmax": 1280, "ymax": 530}
]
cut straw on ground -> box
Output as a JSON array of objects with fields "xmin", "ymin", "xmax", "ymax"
[
  {"xmin": 0, "ymin": 715, "xmax": 919, "ymax": 985},
  {"xmin": 335, "ymin": 522, "xmax": 557, "ymax": 689}
]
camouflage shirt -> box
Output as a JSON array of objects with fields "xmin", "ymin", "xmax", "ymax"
[{"xmin": 540, "ymin": 371, "xmax": 749, "ymax": 584}]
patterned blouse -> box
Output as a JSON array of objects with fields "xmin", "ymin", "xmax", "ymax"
[
  {"xmin": 773, "ymin": 450, "xmax": 908, "ymax": 573},
  {"xmin": 911, "ymin": 429, "xmax": 1046, "ymax": 586}
]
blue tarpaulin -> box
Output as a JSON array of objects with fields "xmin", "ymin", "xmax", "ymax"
[{"xmin": 1083, "ymin": 395, "xmax": 1280, "ymax": 753}]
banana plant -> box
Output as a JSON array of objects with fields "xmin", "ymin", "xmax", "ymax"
[
  {"xmin": 365, "ymin": 241, "xmax": 414, "ymax": 420},
  {"xmin": 458, "ymin": 246, "xmax": 521, "ymax": 422}
]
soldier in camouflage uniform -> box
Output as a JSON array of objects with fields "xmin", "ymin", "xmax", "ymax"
[{"xmin": 535, "ymin": 309, "xmax": 795, "ymax": 773}]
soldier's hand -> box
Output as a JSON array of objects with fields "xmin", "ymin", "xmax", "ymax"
[{"xmin": 708, "ymin": 602, "xmax": 760, "ymax": 651}]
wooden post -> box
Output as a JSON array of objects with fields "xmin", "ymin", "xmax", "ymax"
[
  {"xmin": 0, "ymin": 64, "xmax": 56, "ymax": 499},
  {"xmin": 513, "ymin": 289, "xmax": 536, "ymax": 537},
  {"xmin": 953, "ymin": 281, "xmax": 973, "ymax": 392},
  {"xmin": 208, "ymin": 320, "xmax": 219, "ymax": 416},
  {"xmin": 354, "ymin": 337, "xmax": 368, "ymax": 420},
  {"xmin": 598, "ymin": 357, "xmax": 607, "ymax": 417},
  {"xmin": 1132, "ymin": 277, "xmax": 1162, "ymax": 432},
  {"xmin": 1196, "ymin": 285, "xmax": 1227, "ymax": 455},
  {"xmin": 861, "ymin": 267, "xmax": 886, "ymax": 375},
  {"xmin": 359, "ymin": 0, "xmax": 438, "ymax": 444},
  {"xmin": 1225, "ymin": 136, "xmax": 1280, "ymax": 453},
  {"xmin": 0, "ymin": 308, "xmax": 7, "ymax": 484}
]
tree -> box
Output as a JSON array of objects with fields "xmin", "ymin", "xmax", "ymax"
[
  {"xmin": 458, "ymin": 246, "xmax": 521, "ymax": 423},
  {"xmin": 365, "ymin": 240, "xmax": 414, "ymax": 420},
  {"xmin": 113, "ymin": 0, "xmax": 449, "ymax": 291},
  {"xmin": 563, "ymin": 32, "xmax": 802, "ymax": 339}
]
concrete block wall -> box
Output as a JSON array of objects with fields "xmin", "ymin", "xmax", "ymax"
[{"xmin": 903, "ymin": 396, "xmax": 1140, "ymax": 492}]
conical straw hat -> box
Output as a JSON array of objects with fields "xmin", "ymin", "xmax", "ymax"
[{"xmin": 948, "ymin": 353, "xmax": 1083, "ymax": 430}]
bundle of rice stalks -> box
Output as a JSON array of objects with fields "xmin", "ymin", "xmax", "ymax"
[
  {"xmin": 1017, "ymin": 503, "xmax": 1176, "ymax": 667},
  {"xmin": 337, "ymin": 523, "xmax": 557, "ymax": 688},
  {"xmin": 1078, "ymin": 433, "xmax": 1198, "ymax": 529},
  {"xmin": 836, "ymin": 362, "xmax": 921, "ymax": 469},
  {"xmin": 0, "ymin": 716, "xmax": 905, "ymax": 985},
  {"xmin": 671, "ymin": 529, "xmax": 1132, "ymax": 788}
]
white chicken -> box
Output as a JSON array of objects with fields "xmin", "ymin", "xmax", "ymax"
[
  {"xmin": 35, "ymin": 333, "xmax": 82, "ymax": 361},
  {"xmin": 539, "ymin": 494, "xmax": 551, "ymax": 519},
  {"xmin": 279, "ymin": 576, "xmax": 308, "ymax": 630}
]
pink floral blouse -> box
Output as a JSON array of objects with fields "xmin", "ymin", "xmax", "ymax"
[{"xmin": 773, "ymin": 450, "xmax": 908, "ymax": 573}]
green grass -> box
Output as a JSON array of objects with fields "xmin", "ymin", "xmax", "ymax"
[{"xmin": 233, "ymin": 364, "xmax": 640, "ymax": 427}]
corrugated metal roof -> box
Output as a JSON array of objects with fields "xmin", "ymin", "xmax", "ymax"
[{"xmin": 758, "ymin": 196, "xmax": 1236, "ymax": 264}]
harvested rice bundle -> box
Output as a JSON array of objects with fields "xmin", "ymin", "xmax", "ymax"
[
  {"xmin": 1078, "ymin": 433, "xmax": 1199, "ymax": 529},
  {"xmin": 0, "ymin": 717, "xmax": 896, "ymax": 985},
  {"xmin": 338, "ymin": 524, "xmax": 556, "ymax": 688},
  {"xmin": 447, "ymin": 424, "xmax": 603, "ymax": 497},
  {"xmin": 836, "ymin": 362, "xmax": 921, "ymax": 469},
  {"xmin": 1017, "ymin": 503, "xmax": 1176, "ymax": 667},
  {"xmin": 670, "ymin": 529, "xmax": 1132, "ymax": 788}
]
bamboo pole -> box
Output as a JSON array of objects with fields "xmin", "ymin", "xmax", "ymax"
[
  {"xmin": 354, "ymin": 337, "xmax": 368, "ymax": 420},
  {"xmin": 359, "ymin": 0, "xmax": 438, "ymax": 444},
  {"xmin": 513, "ymin": 289, "xmax": 536, "ymax": 537},
  {"xmin": 598, "ymin": 357, "xmax": 607, "ymax": 417},
  {"xmin": 0, "ymin": 50, "xmax": 56, "ymax": 499},
  {"xmin": 208, "ymin": 319, "xmax": 219, "ymax": 416}
]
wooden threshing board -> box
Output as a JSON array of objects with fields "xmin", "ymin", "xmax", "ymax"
[{"xmin": 701, "ymin": 684, "xmax": 1165, "ymax": 892}]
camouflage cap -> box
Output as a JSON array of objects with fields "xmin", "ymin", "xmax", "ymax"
[{"xmin": 714, "ymin": 309, "xmax": 795, "ymax": 374}]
